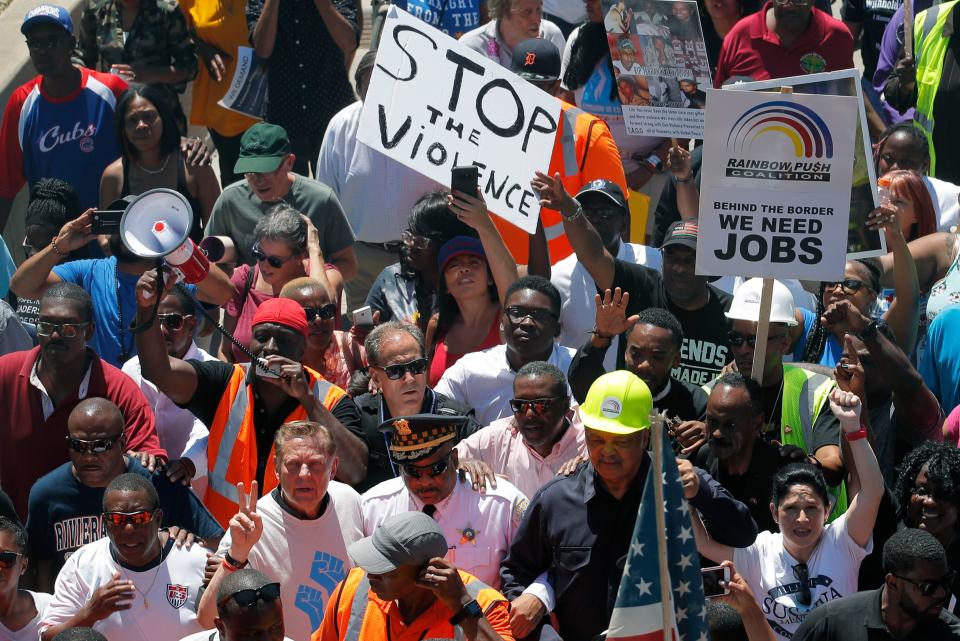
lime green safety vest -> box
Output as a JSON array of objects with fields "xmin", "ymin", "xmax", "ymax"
[
  {"xmin": 912, "ymin": 0, "xmax": 960, "ymax": 177},
  {"xmin": 703, "ymin": 365, "xmax": 848, "ymax": 522}
]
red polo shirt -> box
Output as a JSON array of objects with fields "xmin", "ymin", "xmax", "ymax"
[
  {"xmin": 714, "ymin": 2, "xmax": 854, "ymax": 87},
  {"xmin": 0, "ymin": 347, "xmax": 164, "ymax": 519}
]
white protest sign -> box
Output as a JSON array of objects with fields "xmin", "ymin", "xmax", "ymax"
[
  {"xmin": 358, "ymin": 6, "xmax": 561, "ymax": 234},
  {"xmin": 696, "ymin": 89, "xmax": 858, "ymax": 281}
]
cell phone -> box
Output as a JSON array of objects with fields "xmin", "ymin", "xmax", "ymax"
[
  {"xmin": 352, "ymin": 305, "xmax": 374, "ymax": 327},
  {"xmin": 450, "ymin": 165, "xmax": 479, "ymax": 197},
  {"xmin": 255, "ymin": 358, "xmax": 280, "ymax": 379},
  {"xmin": 701, "ymin": 565, "xmax": 731, "ymax": 598},
  {"xmin": 90, "ymin": 210, "xmax": 123, "ymax": 235}
]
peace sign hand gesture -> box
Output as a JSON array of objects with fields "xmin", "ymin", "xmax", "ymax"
[{"xmin": 228, "ymin": 481, "xmax": 262, "ymax": 564}]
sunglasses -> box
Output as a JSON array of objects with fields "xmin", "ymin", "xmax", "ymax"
[
  {"xmin": 376, "ymin": 358, "xmax": 428, "ymax": 380},
  {"xmin": 824, "ymin": 279, "xmax": 868, "ymax": 295},
  {"xmin": 102, "ymin": 510, "xmax": 157, "ymax": 526},
  {"xmin": 217, "ymin": 582, "xmax": 282, "ymax": 608},
  {"xmin": 509, "ymin": 397, "xmax": 564, "ymax": 415},
  {"xmin": 895, "ymin": 571, "xmax": 956, "ymax": 597},
  {"xmin": 37, "ymin": 321, "xmax": 90, "ymax": 339},
  {"xmin": 303, "ymin": 304, "xmax": 337, "ymax": 322},
  {"xmin": 505, "ymin": 306, "xmax": 557, "ymax": 324},
  {"xmin": 402, "ymin": 230, "xmax": 437, "ymax": 251},
  {"xmin": 0, "ymin": 551, "xmax": 23, "ymax": 569},
  {"xmin": 157, "ymin": 313, "xmax": 193, "ymax": 330},
  {"xmin": 793, "ymin": 563, "xmax": 812, "ymax": 606},
  {"xmin": 66, "ymin": 435, "xmax": 120, "ymax": 454},
  {"xmin": 727, "ymin": 331, "xmax": 786, "ymax": 348},
  {"xmin": 251, "ymin": 242, "xmax": 297, "ymax": 269},
  {"xmin": 400, "ymin": 457, "xmax": 452, "ymax": 479}
]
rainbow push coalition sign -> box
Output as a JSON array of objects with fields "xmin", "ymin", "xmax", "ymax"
[{"xmin": 696, "ymin": 89, "xmax": 858, "ymax": 282}]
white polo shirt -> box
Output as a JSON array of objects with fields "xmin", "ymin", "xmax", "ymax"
[
  {"xmin": 42, "ymin": 537, "xmax": 207, "ymax": 641},
  {"xmin": 360, "ymin": 475, "xmax": 528, "ymax": 588},
  {"xmin": 434, "ymin": 343, "xmax": 577, "ymax": 425},
  {"xmin": 552, "ymin": 241, "xmax": 662, "ymax": 370}
]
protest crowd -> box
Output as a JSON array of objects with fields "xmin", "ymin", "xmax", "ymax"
[{"xmin": 1, "ymin": 0, "xmax": 960, "ymax": 637}]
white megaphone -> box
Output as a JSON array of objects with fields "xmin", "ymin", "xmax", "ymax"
[{"xmin": 119, "ymin": 188, "xmax": 210, "ymax": 284}]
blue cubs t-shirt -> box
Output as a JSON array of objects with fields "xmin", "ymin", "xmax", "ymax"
[
  {"xmin": 25, "ymin": 458, "xmax": 224, "ymax": 567},
  {"xmin": 393, "ymin": 0, "xmax": 485, "ymax": 37}
]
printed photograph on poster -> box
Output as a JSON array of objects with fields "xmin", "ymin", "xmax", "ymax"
[
  {"xmin": 602, "ymin": 0, "xmax": 711, "ymax": 138},
  {"xmin": 695, "ymin": 89, "xmax": 859, "ymax": 282},
  {"xmin": 357, "ymin": 6, "xmax": 561, "ymax": 234},
  {"xmin": 726, "ymin": 69, "xmax": 886, "ymax": 259}
]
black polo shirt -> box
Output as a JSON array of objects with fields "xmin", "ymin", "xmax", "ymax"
[{"xmin": 793, "ymin": 587, "xmax": 960, "ymax": 640}]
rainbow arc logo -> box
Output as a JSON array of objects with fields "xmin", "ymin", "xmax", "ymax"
[{"xmin": 726, "ymin": 100, "xmax": 833, "ymax": 159}]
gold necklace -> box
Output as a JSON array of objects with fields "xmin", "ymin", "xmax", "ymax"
[{"xmin": 117, "ymin": 543, "xmax": 166, "ymax": 609}]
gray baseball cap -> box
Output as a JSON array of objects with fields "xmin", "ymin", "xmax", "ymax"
[{"xmin": 348, "ymin": 512, "xmax": 449, "ymax": 574}]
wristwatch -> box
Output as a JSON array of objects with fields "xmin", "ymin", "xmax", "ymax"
[
  {"xmin": 449, "ymin": 599, "xmax": 484, "ymax": 625},
  {"xmin": 856, "ymin": 319, "xmax": 886, "ymax": 342}
]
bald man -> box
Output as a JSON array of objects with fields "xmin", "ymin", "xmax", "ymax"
[
  {"xmin": 180, "ymin": 568, "xmax": 293, "ymax": 641},
  {"xmin": 26, "ymin": 398, "xmax": 223, "ymax": 592}
]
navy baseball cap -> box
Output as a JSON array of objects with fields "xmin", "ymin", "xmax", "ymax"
[
  {"xmin": 21, "ymin": 4, "xmax": 73, "ymax": 35},
  {"xmin": 575, "ymin": 179, "xmax": 628, "ymax": 210},
  {"xmin": 511, "ymin": 38, "xmax": 561, "ymax": 82}
]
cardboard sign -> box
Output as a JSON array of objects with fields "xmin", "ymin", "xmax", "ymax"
[
  {"xmin": 696, "ymin": 90, "xmax": 858, "ymax": 281},
  {"xmin": 602, "ymin": 0, "xmax": 711, "ymax": 138},
  {"xmin": 358, "ymin": 7, "xmax": 562, "ymax": 233}
]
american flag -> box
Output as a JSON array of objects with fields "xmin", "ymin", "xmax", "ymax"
[{"xmin": 605, "ymin": 424, "xmax": 710, "ymax": 641}]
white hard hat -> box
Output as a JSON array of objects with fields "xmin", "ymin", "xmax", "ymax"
[{"xmin": 725, "ymin": 278, "xmax": 798, "ymax": 326}]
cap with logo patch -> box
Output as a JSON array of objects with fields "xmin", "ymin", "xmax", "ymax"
[
  {"xmin": 21, "ymin": 4, "xmax": 73, "ymax": 35},
  {"xmin": 511, "ymin": 38, "xmax": 561, "ymax": 82},
  {"xmin": 579, "ymin": 370, "xmax": 652, "ymax": 435},
  {"xmin": 575, "ymin": 179, "xmax": 627, "ymax": 211}
]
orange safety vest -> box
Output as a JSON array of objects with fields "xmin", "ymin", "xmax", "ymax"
[
  {"xmin": 204, "ymin": 363, "xmax": 347, "ymax": 525},
  {"xmin": 494, "ymin": 101, "xmax": 628, "ymax": 264},
  {"xmin": 314, "ymin": 568, "xmax": 511, "ymax": 641}
]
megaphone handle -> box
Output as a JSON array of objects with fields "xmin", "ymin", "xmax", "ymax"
[{"xmin": 129, "ymin": 261, "xmax": 165, "ymax": 335}]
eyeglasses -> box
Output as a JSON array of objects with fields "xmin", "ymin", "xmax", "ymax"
[
  {"xmin": 824, "ymin": 279, "xmax": 869, "ymax": 295},
  {"xmin": 0, "ymin": 551, "xmax": 23, "ymax": 569},
  {"xmin": 792, "ymin": 563, "xmax": 812, "ymax": 606},
  {"xmin": 303, "ymin": 304, "xmax": 337, "ymax": 322},
  {"xmin": 217, "ymin": 582, "xmax": 282, "ymax": 608},
  {"xmin": 726, "ymin": 331, "xmax": 786, "ymax": 348},
  {"xmin": 157, "ymin": 313, "xmax": 192, "ymax": 330},
  {"xmin": 509, "ymin": 397, "xmax": 565, "ymax": 415},
  {"xmin": 66, "ymin": 435, "xmax": 120, "ymax": 454},
  {"xmin": 251, "ymin": 242, "xmax": 297, "ymax": 269},
  {"xmin": 402, "ymin": 230, "xmax": 437, "ymax": 251},
  {"xmin": 25, "ymin": 35, "xmax": 63, "ymax": 50},
  {"xmin": 505, "ymin": 306, "xmax": 557, "ymax": 324},
  {"xmin": 37, "ymin": 321, "xmax": 90, "ymax": 338},
  {"xmin": 102, "ymin": 510, "xmax": 157, "ymax": 526},
  {"xmin": 894, "ymin": 571, "xmax": 956, "ymax": 597},
  {"xmin": 376, "ymin": 357, "xmax": 428, "ymax": 380},
  {"xmin": 400, "ymin": 457, "xmax": 452, "ymax": 479}
]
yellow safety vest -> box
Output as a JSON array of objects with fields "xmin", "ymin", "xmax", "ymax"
[{"xmin": 912, "ymin": 0, "xmax": 960, "ymax": 176}]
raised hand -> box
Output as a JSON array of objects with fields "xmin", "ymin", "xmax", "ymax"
[
  {"xmin": 835, "ymin": 334, "xmax": 867, "ymax": 408},
  {"xmin": 447, "ymin": 189, "xmax": 494, "ymax": 232},
  {"xmin": 594, "ymin": 288, "xmax": 640, "ymax": 337},
  {"xmin": 829, "ymin": 388, "xmax": 863, "ymax": 433},
  {"xmin": 227, "ymin": 481, "xmax": 263, "ymax": 563},
  {"xmin": 531, "ymin": 171, "xmax": 578, "ymax": 217},
  {"xmin": 134, "ymin": 268, "xmax": 176, "ymax": 309}
]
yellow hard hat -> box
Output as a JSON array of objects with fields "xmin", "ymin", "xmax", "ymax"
[{"xmin": 580, "ymin": 371, "xmax": 653, "ymax": 435}]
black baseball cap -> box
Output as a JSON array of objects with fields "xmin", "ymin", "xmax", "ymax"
[
  {"xmin": 575, "ymin": 179, "xmax": 628, "ymax": 210},
  {"xmin": 511, "ymin": 38, "xmax": 561, "ymax": 82}
]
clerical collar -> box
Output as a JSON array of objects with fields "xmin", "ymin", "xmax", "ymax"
[{"xmin": 272, "ymin": 486, "xmax": 330, "ymax": 520}]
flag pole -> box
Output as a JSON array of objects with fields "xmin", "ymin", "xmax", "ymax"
[{"xmin": 651, "ymin": 410, "xmax": 672, "ymax": 641}]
